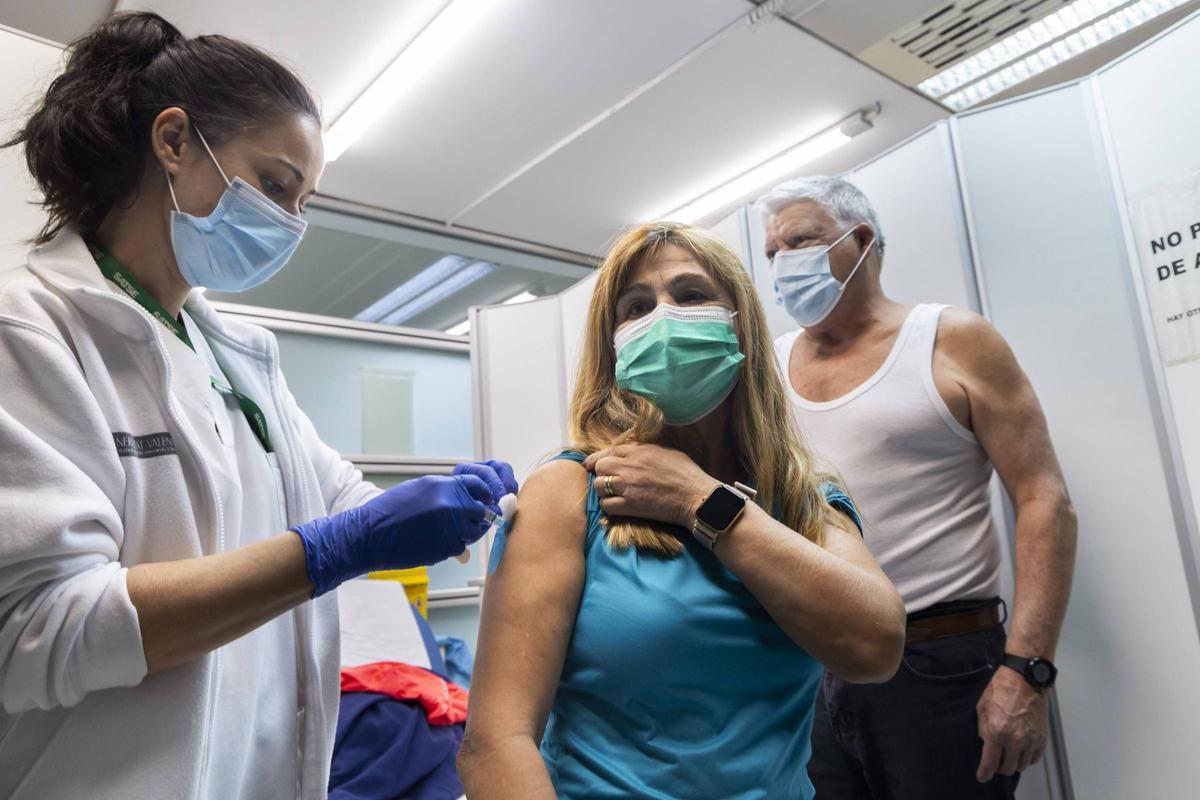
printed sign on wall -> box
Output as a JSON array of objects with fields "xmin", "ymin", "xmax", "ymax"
[{"xmin": 1129, "ymin": 169, "xmax": 1200, "ymax": 366}]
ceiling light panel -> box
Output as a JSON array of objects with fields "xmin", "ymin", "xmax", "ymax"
[
  {"xmin": 354, "ymin": 254, "xmax": 470, "ymax": 322},
  {"xmin": 324, "ymin": 0, "xmax": 502, "ymax": 161},
  {"xmin": 940, "ymin": 0, "xmax": 1190, "ymax": 109},
  {"xmin": 859, "ymin": 0, "xmax": 1191, "ymax": 113},
  {"xmin": 658, "ymin": 111, "xmax": 872, "ymax": 225},
  {"xmin": 918, "ymin": 0, "xmax": 1130, "ymax": 98},
  {"xmin": 380, "ymin": 260, "xmax": 496, "ymax": 326}
]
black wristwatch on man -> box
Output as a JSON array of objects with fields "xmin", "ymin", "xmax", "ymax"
[{"xmin": 1000, "ymin": 653, "xmax": 1058, "ymax": 691}]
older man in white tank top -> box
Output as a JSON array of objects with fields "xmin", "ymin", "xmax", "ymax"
[{"xmin": 759, "ymin": 176, "xmax": 1077, "ymax": 800}]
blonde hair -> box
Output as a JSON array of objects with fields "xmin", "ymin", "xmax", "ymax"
[{"xmin": 569, "ymin": 221, "xmax": 844, "ymax": 555}]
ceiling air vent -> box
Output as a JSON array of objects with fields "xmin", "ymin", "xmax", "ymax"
[
  {"xmin": 857, "ymin": 0, "xmax": 1192, "ymax": 109},
  {"xmin": 858, "ymin": 1, "xmax": 1070, "ymax": 87}
]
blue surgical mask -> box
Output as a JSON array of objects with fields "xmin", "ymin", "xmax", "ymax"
[
  {"xmin": 772, "ymin": 227, "xmax": 873, "ymax": 327},
  {"xmin": 167, "ymin": 128, "xmax": 307, "ymax": 292}
]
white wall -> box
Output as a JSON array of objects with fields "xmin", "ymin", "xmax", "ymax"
[
  {"xmin": 845, "ymin": 123, "xmax": 979, "ymax": 312},
  {"xmin": 275, "ymin": 330, "xmax": 473, "ymax": 458},
  {"xmin": 955, "ymin": 77, "xmax": 1200, "ymax": 800},
  {"xmin": 472, "ymin": 294, "xmax": 568, "ymax": 481},
  {"xmin": 558, "ymin": 272, "xmax": 599, "ymax": 427},
  {"xmin": 1097, "ymin": 13, "xmax": 1200, "ymax": 603},
  {"xmin": 744, "ymin": 122, "xmax": 982, "ymax": 340},
  {"xmin": 0, "ymin": 27, "xmax": 61, "ymax": 266}
]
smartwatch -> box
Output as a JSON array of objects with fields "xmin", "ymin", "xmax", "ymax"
[
  {"xmin": 1001, "ymin": 654, "xmax": 1058, "ymax": 691},
  {"xmin": 692, "ymin": 482, "xmax": 757, "ymax": 550}
]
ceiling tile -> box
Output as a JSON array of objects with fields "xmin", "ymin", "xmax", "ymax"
[
  {"xmin": 456, "ymin": 14, "xmax": 946, "ymax": 253},
  {"xmin": 0, "ymin": 0, "xmax": 111, "ymax": 46},
  {"xmin": 116, "ymin": 0, "xmax": 451, "ymax": 120},
  {"xmin": 314, "ymin": 0, "xmax": 751, "ymax": 219}
]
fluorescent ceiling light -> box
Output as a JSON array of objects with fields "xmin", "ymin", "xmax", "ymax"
[
  {"xmin": 660, "ymin": 111, "xmax": 874, "ymax": 224},
  {"xmin": 501, "ymin": 290, "xmax": 538, "ymax": 305},
  {"xmin": 921, "ymin": 0, "xmax": 1188, "ymax": 110},
  {"xmin": 355, "ymin": 254, "xmax": 470, "ymax": 322},
  {"xmin": 324, "ymin": 0, "xmax": 501, "ymax": 161},
  {"xmin": 445, "ymin": 319, "xmax": 471, "ymax": 336},
  {"xmin": 380, "ymin": 260, "xmax": 495, "ymax": 326}
]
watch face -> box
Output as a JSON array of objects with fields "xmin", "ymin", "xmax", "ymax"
[
  {"xmin": 1028, "ymin": 658, "xmax": 1057, "ymax": 687},
  {"xmin": 697, "ymin": 486, "xmax": 746, "ymax": 531}
]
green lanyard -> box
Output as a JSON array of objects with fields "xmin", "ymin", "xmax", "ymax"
[{"xmin": 87, "ymin": 238, "xmax": 274, "ymax": 453}]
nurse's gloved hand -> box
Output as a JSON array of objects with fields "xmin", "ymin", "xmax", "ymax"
[
  {"xmin": 452, "ymin": 460, "xmax": 519, "ymax": 511},
  {"xmin": 291, "ymin": 474, "xmax": 495, "ymax": 597}
]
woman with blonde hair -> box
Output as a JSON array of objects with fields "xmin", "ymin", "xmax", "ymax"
[{"xmin": 458, "ymin": 222, "xmax": 905, "ymax": 799}]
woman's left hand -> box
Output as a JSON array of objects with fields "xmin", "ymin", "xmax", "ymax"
[{"xmin": 583, "ymin": 444, "xmax": 718, "ymax": 528}]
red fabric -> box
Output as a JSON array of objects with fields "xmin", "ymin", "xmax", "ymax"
[{"xmin": 341, "ymin": 662, "xmax": 468, "ymax": 726}]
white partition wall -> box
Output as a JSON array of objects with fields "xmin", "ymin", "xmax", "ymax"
[
  {"xmin": 472, "ymin": 294, "xmax": 570, "ymax": 482},
  {"xmin": 1096, "ymin": 14, "xmax": 1200, "ymax": 610},
  {"xmin": 558, "ymin": 272, "xmax": 599, "ymax": 419},
  {"xmin": 951, "ymin": 32, "xmax": 1200, "ymax": 797},
  {"xmin": 0, "ymin": 26, "xmax": 61, "ymax": 266},
  {"xmin": 845, "ymin": 123, "xmax": 980, "ymax": 312},
  {"xmin": 745, "ymin": 122, "xmax": 982, "ymax": 339}
]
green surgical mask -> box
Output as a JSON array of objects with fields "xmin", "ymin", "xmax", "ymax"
[{"xmin": 614, "ymin": 304, "xmax": 745, "ymax": 425}]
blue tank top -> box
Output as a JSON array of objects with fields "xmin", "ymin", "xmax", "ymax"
[{"xmin": 489, "ymin": 452, "xmax": 861, "ymax": 800}]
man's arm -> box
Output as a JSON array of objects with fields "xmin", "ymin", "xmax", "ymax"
[{"xmin": 937, "ymin": 309, "xmax": 1079, "ymax": 780}]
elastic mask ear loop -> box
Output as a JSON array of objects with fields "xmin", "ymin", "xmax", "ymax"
[
  {"xmin": 826, "ymin": 226, "xmax": 858, "ymax": 253},
  {"xmin": 165, "ymin": 169, "xmax": 182, "ymax": 213},
  {"xmin": 837, "ymin": 230, "xmax": 875, "ymax": 288},
  {"xmin": 163, "ymin": 125, "xmax": 231, "ymax": 213},
  {"xmin": 193, "ymin": 127, "xmax": 232, "ymax": 187}
]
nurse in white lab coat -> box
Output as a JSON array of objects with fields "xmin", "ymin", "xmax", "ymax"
[{"xmin": 0, "ymin": 12, "xmax": 513, "ymax": 799}]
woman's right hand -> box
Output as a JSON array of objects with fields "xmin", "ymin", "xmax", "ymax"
[{"xmin": 292, "ymin": 473, "xmax": 498, "ymax": 597}]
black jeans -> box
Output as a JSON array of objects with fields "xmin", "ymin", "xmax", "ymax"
[{"xmin": 808, "ymin": 624, "xmax": 1018, "ymax": 800}]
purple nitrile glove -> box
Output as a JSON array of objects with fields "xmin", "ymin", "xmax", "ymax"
[
  {"xmin": 453, "ymin": 460, "xmax": 518, "ymax": 501},
  {"xmin": 292, "ymin": 474, "xmax": 495, "ymax": 597}
]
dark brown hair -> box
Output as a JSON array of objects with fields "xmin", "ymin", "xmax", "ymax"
[{"xmin": 4, "ymin": 11, "xmax": 320, "ymax": 244}]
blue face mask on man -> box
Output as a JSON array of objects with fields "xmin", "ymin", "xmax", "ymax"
[
  {"xmin": 772, "ymin": 226, "xmax": 874, "ymax": 327},
  {"xmin": 166, "ymin": 128, "xmax": 307, "ymax": 292}
]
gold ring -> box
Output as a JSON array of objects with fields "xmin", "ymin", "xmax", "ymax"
[{"xmin": 603, "ymin": 475, "xmax": 616, "ymax": 498}]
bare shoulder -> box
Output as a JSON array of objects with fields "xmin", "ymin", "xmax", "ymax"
[
  {"xmin": 935, "ymin": 307, "xmax": 1020, "ymax": 376},
  {"xmin": 505, "ymin": 457, "xmax": 591, "ymax": 548},
  {"xmin": 522, "ymin": 457, "xmax": 589, "ymax": 504}
]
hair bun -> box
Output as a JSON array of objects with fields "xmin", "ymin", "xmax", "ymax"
[
  {"xmin": 74, "ymin": 11, "xmax": 184, "ymax": 70},
  {"xmin": 6, "ymin": 9, "xmax": 317, "ymax": 244}
]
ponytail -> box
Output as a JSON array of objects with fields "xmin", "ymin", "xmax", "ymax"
[{"xmin": 4, "ymin": 11, "xmax": 319, "ymax": 244}]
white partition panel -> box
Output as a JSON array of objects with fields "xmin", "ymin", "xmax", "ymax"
[
  {"xmin": 1096, "ymin": 12, "xmax": 1200, "ymax": 612},
  {"xmin": 558, "ymin": 272, "xmax": 599, "ymax": 420},
  {"xmin": 472, "ymin": 295, "xmax": 568, "ymax": 481},
  {"xmin": 745, "ymin": 202, "xmax": 796, "ymax": 340},
  {"xmin": 955, "ymin": 81, "xmax": 1200, "ymax": 800},
  {"xmin": 0, "ymin": 27, "xmax": 61, "ymax": 267},
  {"xmin": 707, "ymin": 207, "xmax": 753, "ymax": 270},
  {"xmin": 846, "ymin": 123, "xmax": 979, "ymax": 311},
  {"xmin": 748, "ymin": 122, "xmax": 980, "ymax": 339}
]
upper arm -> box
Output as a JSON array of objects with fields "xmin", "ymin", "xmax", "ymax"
[
  {"xmin": 938, "ymin": 309, "xmax": 1068, "ymax": 504},
  {"xmin": 0, "ymin": 320, "xmax": 145, "ymax": 710},
  {"xmin": 469, "ymin": 458, "xmax": 589, "ymax": 745}
]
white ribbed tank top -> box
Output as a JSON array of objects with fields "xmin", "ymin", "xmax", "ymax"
[{"xmin": 775, "ymin": 304, "xmax": 1002, "ymax": 613}]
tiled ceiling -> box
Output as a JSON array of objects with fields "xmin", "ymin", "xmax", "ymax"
[
  {"xmin": 2, "ymin": 0, "xmax": 948, "ymax": 255},
  {"xmin": 3, "ymin": 0, "xmax": 1187, "ymax": 328}
]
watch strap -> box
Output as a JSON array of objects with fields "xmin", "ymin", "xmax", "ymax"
[{"xmin": 1001, "ymin": 653, "xmax": 1057, "ymax": 690}]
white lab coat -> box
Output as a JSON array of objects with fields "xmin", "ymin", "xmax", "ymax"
[{"xmin": 0, "ymin": 228, "xmax": 379, "ymax": 798}]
